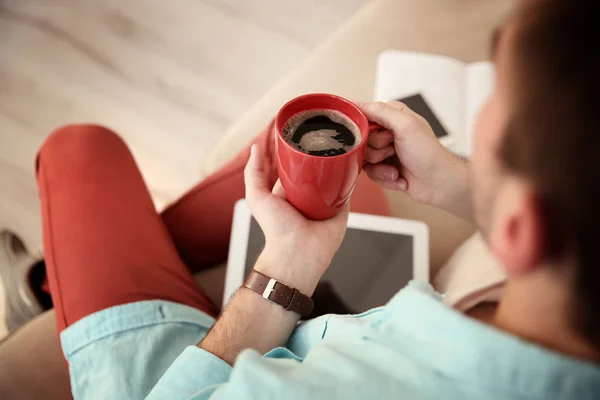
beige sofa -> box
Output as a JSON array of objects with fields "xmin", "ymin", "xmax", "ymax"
[{"xmin": 200, "ymin": 0, "xmax": 514, "ymax": 277}]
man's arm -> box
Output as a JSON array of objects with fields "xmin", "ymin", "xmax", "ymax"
[
  {"xmin": 198, "ymin": 144, "xmax": 349, "ymax": 365},
  {"xmin": 199, "ymin": 247, "xmax": 322, "ymax": 365},
  {"xmin": 429, "ymin": 154, "xmax": 473, "ymax": 222}
]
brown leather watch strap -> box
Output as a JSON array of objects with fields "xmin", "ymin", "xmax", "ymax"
[{"xmin": 243, "ymin": 270, "xmax": 314, "ymax": 317}]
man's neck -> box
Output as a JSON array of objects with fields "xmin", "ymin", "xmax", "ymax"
[{"xmin": 492, "ymin": 271, "xmax": 599, "ymax": 362}]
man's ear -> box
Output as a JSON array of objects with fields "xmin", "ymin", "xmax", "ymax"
[{"xmin": 488, "ymin": 180, "xmax": 545, "ymax": 276}]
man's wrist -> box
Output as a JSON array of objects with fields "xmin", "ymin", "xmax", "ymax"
[
  {"xmin": 430, "ymin": 155, "xmax": 473, "ymax": 221},
  {"xmin": 200, "ymin": 287, "xmax": 299, "ymax": 365},
  {"xmin": 253, "ymin": 245, "xmax": 327, "ymax": 296}
]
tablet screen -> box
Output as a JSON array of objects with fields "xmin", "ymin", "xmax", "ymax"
[{"xmin": 244, "ymin": 218, "xmax": 414, "ymax": 317}]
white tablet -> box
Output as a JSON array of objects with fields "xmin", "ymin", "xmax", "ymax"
[{"xmin": 223, "ymin": 200, "xmax": 429, "ymax": 315}]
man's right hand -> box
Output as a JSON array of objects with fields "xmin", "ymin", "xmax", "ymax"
[{"xmin": 360, "ymin": 101, "xmax": 473, "ymax": 221}]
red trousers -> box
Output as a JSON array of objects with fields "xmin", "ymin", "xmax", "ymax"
[{"xmin": 36, "ymin": 123, "xmax": 390, "ymax": 332}]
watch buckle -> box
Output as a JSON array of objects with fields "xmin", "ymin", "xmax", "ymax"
[{"xmin": 262, "ymin": 278, "xmax": 277, "ymax": 300}]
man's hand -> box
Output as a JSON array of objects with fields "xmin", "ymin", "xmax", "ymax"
[
  {"xmin": 244, "ymin": 144, "xmax": 349, "ymax": 295},
  {"xmin": 199, "ymin": 144, "xmax": 349, "ymax": 364},
  {"xmin": 360, "ymin": 101, "xmax": 473, "ymax": 221}
]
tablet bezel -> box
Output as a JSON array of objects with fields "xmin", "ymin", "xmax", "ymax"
[{"xmin": 223, "ymin": 199, "xmax": 429, "ymax": 309}]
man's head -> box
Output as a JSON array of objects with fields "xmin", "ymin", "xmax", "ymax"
[{"xmin": 472, "ymin": 0, "xmax": 600, "ymax": 350}]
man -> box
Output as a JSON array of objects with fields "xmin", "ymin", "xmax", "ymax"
[
  {"xmin": 8, "ymin": 0, "xmax": 600, "ymax": 399},
  {"xmin": 148, "ymin": 0, "xmax": 597, "ymax": 397}
]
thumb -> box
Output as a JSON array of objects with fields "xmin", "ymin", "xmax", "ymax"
[
  {"xmin": 323, "ymin": 200, "xmax": 350, "ymax": 231},
  {"xmin": 244, "ymin": 144, "xmax": 271, "ymax": 204},
  {"xmin": 271, "ymin": 179, "xmax": 288, "ymax": 199}
]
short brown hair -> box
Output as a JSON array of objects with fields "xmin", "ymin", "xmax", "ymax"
[{"xmin": 500, "ymin": 1, "xmax": 600, "ymax": 347}]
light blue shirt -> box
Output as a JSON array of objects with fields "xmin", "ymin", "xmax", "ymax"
[{"xmin": 60, "ymin": 281, "xmax": 600, "ymax": 399}]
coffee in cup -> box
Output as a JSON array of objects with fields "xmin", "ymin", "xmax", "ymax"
[{"xmin": 282, "ymin": 109, "xmax": 361, "ymax": 157}]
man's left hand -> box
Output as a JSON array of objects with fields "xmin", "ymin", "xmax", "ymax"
[{"xmin": 244, "ymin": 144, "xmax": 349, "ymax": 294}]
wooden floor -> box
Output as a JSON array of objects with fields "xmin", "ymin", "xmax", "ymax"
[{"xmin": 0, "ymin": 0, "xmax": 368, "ymax": 251}]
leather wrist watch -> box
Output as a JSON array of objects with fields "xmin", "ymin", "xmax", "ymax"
[{"xmin": 243, "ymin": 270, "xmax": 314, "ymax": 317}]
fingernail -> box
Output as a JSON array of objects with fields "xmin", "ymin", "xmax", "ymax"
[
  {"xmin": 386, "ymin": 149, "xmax": 395, "ymax": 158},
  {"xmin": 398, "ymin": 180, "xmax": 407, "ymax": 191}
]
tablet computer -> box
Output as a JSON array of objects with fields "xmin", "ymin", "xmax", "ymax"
[{"xmin": 223, "ymin": 200, "xmax": 429, "ymax": 316}]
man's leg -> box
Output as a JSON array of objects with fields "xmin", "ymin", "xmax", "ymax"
[
  {"xmin": 37, "ymin": 124, "xmax": 216, "ymax": 331},
  {"xmin": 162, "ymin": 120, "xmax": 391, "ymax": 272},
  {"xmin": 37, "ymin": 121, "xmax": 390, "ymax": 312}
]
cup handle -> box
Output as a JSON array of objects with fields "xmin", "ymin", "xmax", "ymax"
[
  {"xmin": 368, "ymin": 122, "xmax": 385, "ymax": 132},
  {"xmin": 363, "ymin": 122, "xmax": 385, "ymax": 167}
]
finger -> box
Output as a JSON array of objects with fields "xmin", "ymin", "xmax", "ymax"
[
  {"xmin": 360, "ymin": 102, "xmax": 417, "ymax": 135},
  {"xmin": 386, "ymin": 100, "xmax": 407, "ymax": 111},
  {"xmin": 244, "ymin": 144, "xmax": 270, "ymax": 202},
  {"xmin": 333, "ymin": 200, "xmax": 350, "ymax": 221},
  {"xmin": 364, "ymin": 163, "xmax": 408, "ymax": 191},
  {"xmin": 365, "ymin": 145, "xmax": 395, "ymax": 164},
  {"xmin": 386, "ymin": 101, "xmax": 424, "ymax": 121},
  {"xmin": 364, "ymin": 162, "xmax": 399, "ymax": 181},
  {"xmin": 271, "ymin": 179, "xmax": 287, "ymax": 199},
  {"xmin": 368, "ymin": 176, "xmax": 408, "ymax": 192},
  {"xmin": 328, "ymin": 198, "xmax": 350, "ymax": 223},
  {"xmin": 367, "ymin": 129, "xmax": 394, "ymax": 149},
  {"xmin": 386, "ymin": 101, "xmax": 416, "ymax": 116}
]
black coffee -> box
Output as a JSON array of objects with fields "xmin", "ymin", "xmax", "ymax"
[{"xmin": 282, "ymin": 109, "xmax": 361, "ymax": 157}]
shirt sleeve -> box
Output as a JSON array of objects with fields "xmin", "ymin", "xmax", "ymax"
[
  {"xmin": 146, "ymin": 346, "xmax": 310, "ymax": 400},
  {"xmin": 160, "ymin": 345, "xmax": 378, "ymax": 400},
  {"xmin": 145, "ymin": 346, "xmax": 233, "ymax": 400}
]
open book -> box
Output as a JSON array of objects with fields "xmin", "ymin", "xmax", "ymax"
[{"xmin": 374, "ymin": 51, "xmax": 495, "ymax": 157}]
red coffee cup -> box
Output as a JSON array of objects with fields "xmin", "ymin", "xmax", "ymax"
[{"xmin": 275, "ymin": 93, "xmax": 381, "ymax": 220}]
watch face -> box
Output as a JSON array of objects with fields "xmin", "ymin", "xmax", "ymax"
[{"xmin": 397, "ymin": 93, "xmax": 449, "ymax": 139}]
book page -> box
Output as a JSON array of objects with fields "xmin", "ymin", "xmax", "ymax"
[
  {"xmin": 465, "ymin": 62, "xmax": 495, "ymax": 155},
  {"xmin": 374, "ymin": 50, "xmax": 467, "ymax": 149}
]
